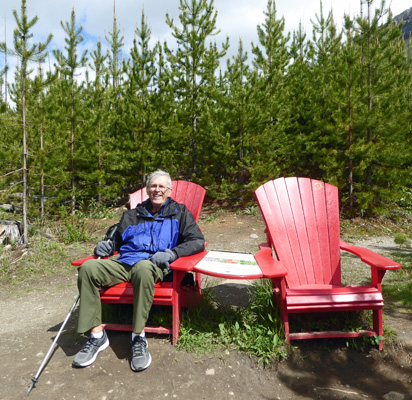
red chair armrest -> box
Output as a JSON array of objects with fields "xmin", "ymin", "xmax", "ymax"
[
  {"xmin": 170, "ymin": 250, "xmax": 208, "ymax": 272},
  {"xmin": 71, "ymin": 255, "xmax": 97, "ymax": 266},
  {"xmin": 71, "ymin": 251, "xmax": 206, "ymax": 270},
  {"xmin": 340, "ymin": 240, "xmax": 401, "ymax": 270},
  {"xmin": 71, "ymin": 251, "xmax": 119, "ymax": 266},
  {"xmin": 254, "ymin": 243, "xmax": 287, "ymax": 278}
]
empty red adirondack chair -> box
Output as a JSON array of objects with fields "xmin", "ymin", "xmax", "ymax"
[
  {"xmin": 72, "ymin": 180, "xmax": 207, "ymax": 345},
  {"xmin": 254, "ymin": 177, "xmax": 401, "ymax": 350}
]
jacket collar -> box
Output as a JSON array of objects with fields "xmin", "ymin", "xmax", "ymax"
[{"xmin": 136, "ymin": 197, "xmax": 177, "ymax": 218}]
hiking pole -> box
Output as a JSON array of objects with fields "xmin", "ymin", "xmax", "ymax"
[
  {"xmin": 26, "ymin": 294, "xmax": 80, "ymax": 396},
  {"xmin": 27, "ymin": 226, "xmax": 118, "ymax": 395}
]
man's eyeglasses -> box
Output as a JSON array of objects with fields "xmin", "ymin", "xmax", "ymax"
[{"xmin": 148, "ymin": 184, "xmax": 171, "ymax": 193}]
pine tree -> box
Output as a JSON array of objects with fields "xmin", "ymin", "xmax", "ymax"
[
  {"xmin": 400, "ymin": 33, "xmax": 412, "ymax": 197},
  {"xmin": 351, "ymin": 0, "xmax": 408, "ymax": 213},
  {"xmin": 105, "ymin": 2, "xmax": 124, "ymax": 137},
  {"xmin": 215, "ymin": 39, "xmax": 259, "ymax": 197},
  {"xmin": 122, "ymin": 8, "xmax": 158, "ymax": 187},
  {"xmin": 103, "ymin": 4, "xmax": 126, "ymax": 198},
  {"xmin": 1, "ymin": 14, "xmax": 9, "ymax": 105},
  {"xmin": 87, "ymin": 39, "xmax": 108, "ymax": 203},
  {"xmin": 0, "ymin": 0, "xmax": 52, "ymax": 243},
  {"xmin": 0, "ymin": 103, "xmax": 20, "ymax": 206},
  {"xmin": 53, "ymin": 7, "xmax": 88, "ymax": 214},
  {"xmin": 333, "ymin": 15, "xmax": 363, "ymax": 209},
  {"xmin": 25, "ymin": 62, "xmax": 55, "ymax": 224},
  {"xmin": 151, "ymin": 40, "xmax": 182, "ymax": 176},
  {"xmin": 106, "ymin": 2, "xmax": 124, "ymax": 92},
  {"xmin": 304, "ymin": 3, "xmax": 344, "ymax": 182},
  {"xmin": 249, "ymin": 0, "xmax": 291, "ymax": 183},
  {"xmin": 0, "ymin": 66, "xmax": 8, "ymax": 103},
  {"xmin": 165, "ymin": 0, "xmax": 228, "ymax": 175},
  {"xmin": 282, "ymin": 22, "xmax": 314, "ymax": 177},
  {"xmin": 37, "ymin": 67, "xmax": 71, "ymax": 212}
]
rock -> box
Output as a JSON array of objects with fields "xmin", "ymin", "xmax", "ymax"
[
  {"xmin": 383, "ymin": 392, "xmax": 405, "ymax": 400},
  {"xmin": 0, "ymin": 204, "xmax": 15, "ymax": 212}
]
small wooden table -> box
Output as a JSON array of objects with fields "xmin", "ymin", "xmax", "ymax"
[{"xmin": 193, "ymin": 250, "xmax": 264, "ymax": 279}]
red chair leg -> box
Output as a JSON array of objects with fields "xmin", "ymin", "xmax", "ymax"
[
  {"xmin": 373, "ymin": 308, "xmax": 383, "ymax": 350},
  {"xmin": 171, "ymin": 271, "xmax": 185, "ymax": 345}
]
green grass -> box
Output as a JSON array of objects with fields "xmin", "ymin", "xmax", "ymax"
[
  {"xmin": 382, "ymin": 252, "xmax": 412, "ymax": 309},
  {"xmin": 203, "ymin": 209, "xmax": 225, "ymax": 223},
  {"xmin": 0, "ymin": 235, "xmax": 75, "ymax": 284},
  {"xmin": 340, "ymin": 210, "xmax": 412, "ymax": 240},
  {"xmin": 177, "ymin": 280, "xmax": 288, "ymax": 364},
  {"xmin": 100, "ymin": 281, "xmax": 287, "ymax": 364},
  {"xmin": 288, "ymin": 310, "xmax": 396, "ymax": 350},
  {"xmin": 393, "ymin": 233, "xmax": 411, "ymax": 248},
  {"xmin": 242, "ymin": 204, "xmax": 259, "ymax": 216}
]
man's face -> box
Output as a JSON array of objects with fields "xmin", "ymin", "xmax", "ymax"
[{"xmin": 147, "ymin": 175, "xmax": 171, "ymax": 211}]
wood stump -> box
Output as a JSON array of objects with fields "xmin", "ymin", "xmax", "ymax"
[{"xmin": 0, "ymin": 221, "xmax": 22, "ymax": 245}]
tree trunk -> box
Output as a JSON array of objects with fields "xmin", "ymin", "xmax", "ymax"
[
  {"xmin": 192, "ymin": 114, "xmax": 197, "ymax": 174},
  {"xmin": 366, "ymin": 0, "xmax": 372, "ymax": 187},
  {"xmin": 71, "ymin": 95, "xmax": 75, "ymax": 214},
  {"xmin": 40, "ymin": 124, "xmax": 45, "ymax": 226},
  {"xmin": 22, "ymin": 58, "xmax": 28, "ymax": 244},
  {"xmin": 98, "ymin": 120, "xmax": 102, "ymax": 203}
]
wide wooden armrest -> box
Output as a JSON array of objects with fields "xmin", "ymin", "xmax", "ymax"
[
  {"xmin": 340, "ymin": 240, "xmax": 401, "ymax": 270},
  {"xmin": 71, "ymin": 255, "xmax": 97, "ymax": 266},
  {"xmin": 71, "ymin": 251, "xmax": 119, "ymax": 267},
  {"xmin": 170, "ymin": 250, "xmax": 208, "ymax": 272},
  {"xmin": 71, "ymin": 251, "xmax": 207, "ymax": 271},
  {"xmin": 254, "ymin": 243, "xmax": 287, "ymax": 278}
]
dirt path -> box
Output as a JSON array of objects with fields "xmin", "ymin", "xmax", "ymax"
[{"xmin": 1, "ymin": 211, "xmax": 412, "ymax": 400}]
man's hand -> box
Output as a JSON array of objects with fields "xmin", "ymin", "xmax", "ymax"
[
  {"xmin": 150, "ymin": 249, "xmax": 177, "ymax": 268},
  {"xmin": 94, "ymin": 240, "xmax": 114, "ymax": 257}
]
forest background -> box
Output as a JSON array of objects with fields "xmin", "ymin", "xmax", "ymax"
[{"xmin": 1, "ymin": 0, "xmax": 412, "ymax": 243}]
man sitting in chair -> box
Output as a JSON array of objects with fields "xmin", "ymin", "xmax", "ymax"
[{"xmin": 73, "ymin": 169, "xmax": 205, "ymax": 371}]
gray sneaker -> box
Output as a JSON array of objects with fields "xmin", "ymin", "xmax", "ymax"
[
  {"xmin": 73, "ymin": 330, "xmax": 109, "ymax": 368},
  {"xmin": 130, "ymin": 336, "xmax": 151, "ymax": 372}
]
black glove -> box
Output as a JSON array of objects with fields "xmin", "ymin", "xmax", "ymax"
[
  {"xmin": 150, "ymin": 249, "xmax": 177, "ymax": 268},
  {"xmin": 94, "ymin": 240, "xmax": 114, "ymax": 257}
]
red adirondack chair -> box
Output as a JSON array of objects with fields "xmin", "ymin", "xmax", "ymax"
[
  {"xmin": 72, "ymin": 181, "xmax": 207, "ymax": 345},
  {"xmin": 254, "ymin": 177, "xmax": 401, "ymax": 350}
]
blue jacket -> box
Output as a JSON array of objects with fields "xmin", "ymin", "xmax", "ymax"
[{"xmin": 111, "ymin": 198, "xmax": 205, "ymax": 266}]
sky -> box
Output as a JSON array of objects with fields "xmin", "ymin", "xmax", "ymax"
[{"xmin": 0, "ymin": 0, "xmax": 411, "ymax": 84}]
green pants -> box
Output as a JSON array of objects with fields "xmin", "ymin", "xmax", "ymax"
[{"xmin": 77, "ymin": 258, "xmax": 165, "ymax": 334}]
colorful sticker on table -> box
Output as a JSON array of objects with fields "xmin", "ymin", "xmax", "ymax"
[{"xmin": 203, "ymin": 256, "xmax": 257, "ymax": 265}]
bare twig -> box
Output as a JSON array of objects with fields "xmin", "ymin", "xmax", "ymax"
[{"xmin": 0, "ymin": 168, "xmax": 24, "ymax": 179}]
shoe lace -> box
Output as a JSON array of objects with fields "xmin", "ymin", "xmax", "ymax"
[
  {"xmin": 80, "ymin": 337, "xmax": 100, "ymax": 353},
  {"xmin": 131, "ymin": 337, "xmax": 147, "ymax": 357}
]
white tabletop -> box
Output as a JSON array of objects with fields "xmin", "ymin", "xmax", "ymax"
[{"xmin": 193, "ymin": 250, "xmax": 263, "ymax": 279}]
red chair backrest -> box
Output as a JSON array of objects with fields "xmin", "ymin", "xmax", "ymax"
[
  {"xmin": 255, "ymin": 177, "xmax": 341, "ymax": 288},
  {"xmin": 129, "ymin": 180, "xmax": 205, "ymax": 222}
]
